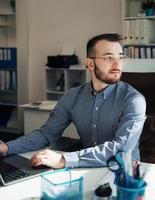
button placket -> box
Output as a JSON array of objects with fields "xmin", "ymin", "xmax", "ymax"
[{"xmin": 91, "ymin": 93, "xmax": 103, "ymax": 146}]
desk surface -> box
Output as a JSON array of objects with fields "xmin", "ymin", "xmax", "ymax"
[{"xmin": 1, "ymin": 151, "xmax": 155, "ymax": 200}]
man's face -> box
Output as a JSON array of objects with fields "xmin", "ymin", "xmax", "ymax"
[{"xmin": 92, "ymin": 40, "xmax": 124, "ymax": 84}]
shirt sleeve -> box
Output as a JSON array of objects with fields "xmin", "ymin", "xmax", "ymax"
[
  {"xmin": 7, "ymin": 94, "xmax": 71, "ymax": 155},
  {"xmin": 63, "ymin": 94, "xmax": 146, "ymax": 168}
]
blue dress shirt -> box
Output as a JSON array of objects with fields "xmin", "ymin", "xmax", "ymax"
[{"xmin": 7, "ymin": 81, "xmax": 146, "ymax": 167}]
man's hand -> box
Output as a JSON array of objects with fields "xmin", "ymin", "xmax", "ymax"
[
  {"xmin": 30, "ymin": 149, "xmax": 66, "ymax": 169},
  {"xmin": 0, "ymin": 143, "xmax": 8, "ymax": 156}
]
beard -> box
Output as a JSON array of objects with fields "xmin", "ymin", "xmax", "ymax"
[{"xmin": 94, "ymin": 62, "xmax": 122, "ymax": 84}]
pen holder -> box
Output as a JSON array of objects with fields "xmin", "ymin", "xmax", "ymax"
[
  {"xmin": 41, "ymin": 168, "xmax": 83, "ymax": 200},
  {"xmin": 116, "ymin": 182, "xmax": 147, "ymax": 200}
]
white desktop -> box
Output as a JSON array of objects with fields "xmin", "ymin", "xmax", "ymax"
[{"xmin": 1, "ymin": 150, "xmax": 155, "ymax": 200}]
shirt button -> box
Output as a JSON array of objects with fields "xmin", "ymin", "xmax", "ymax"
[
  {"xmin": 93, "ymin": 124, "xmax": 96, "ymax": 128},
  {"xmin": 96, "ymin": 107, "xmax": 98, "ymax": 111},
  {"xmin": 94, "ymin": 142, "xmax": 97, "ymax": 145}
]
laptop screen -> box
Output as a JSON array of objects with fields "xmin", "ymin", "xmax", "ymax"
[{"xmin": 0, "ymin": 154, "xmax": 52, "ymax": 186}]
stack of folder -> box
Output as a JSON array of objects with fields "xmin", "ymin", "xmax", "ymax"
[{"xmin": 123, "ymin": 19, "xmax": 155, "ymax": 45}]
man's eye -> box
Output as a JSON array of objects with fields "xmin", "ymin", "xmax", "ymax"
[
  {"xmin": 106, "ymin": 56, "xmax": 113, "ymax": 60},
  {"xmin": 119, "ymin": 56, "xmax": 124, "ymax": 60}
]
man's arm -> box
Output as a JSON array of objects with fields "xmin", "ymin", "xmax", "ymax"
[
  {"xmin": 3, "ymin": 95, "xmax": 71, "ymax": 156},
  {"xmin": 28, "ymin": 93, "xmax": 146, "ymax": 169},
  {"xmin": 63, "ymin": 94, "xmax": 146, "ymax": 168}
]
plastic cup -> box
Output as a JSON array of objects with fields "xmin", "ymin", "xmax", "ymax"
[{"xmin": 116, "ymin": 184, "xmax": 146, "ymax": 200}]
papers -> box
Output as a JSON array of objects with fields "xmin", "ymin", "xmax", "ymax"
[
  {"xmin": 60, "ymin": 44, "xmax": 75, "ymax": 55},
  {"xmin": 20, "ymin": 101, "xmax": 57, "ymax": 111}
]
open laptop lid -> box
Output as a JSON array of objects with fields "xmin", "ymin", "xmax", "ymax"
[{"xmin": 0, "ymin": 154, "xmax": 52, "ymax": 186}]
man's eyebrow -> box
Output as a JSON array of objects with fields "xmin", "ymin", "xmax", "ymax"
[{"xmin": 102, "ymin": 52, "xmax": 124, "ymax": 56}]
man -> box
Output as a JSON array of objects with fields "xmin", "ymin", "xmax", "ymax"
[{"xmin": 0, "ymin": 33, "xmax": 146, "ymax": 169}]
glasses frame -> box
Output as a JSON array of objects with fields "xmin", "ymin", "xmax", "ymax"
[{"xmin": 90, "ymin": 55, "xmax": 128, "ymax": 64}]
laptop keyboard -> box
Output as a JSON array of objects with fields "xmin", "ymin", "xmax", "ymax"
[{"xmin": 0, "ymin": 159, "xmax": 30, "ymax": 184}]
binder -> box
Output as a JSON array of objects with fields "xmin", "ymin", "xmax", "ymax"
[
  {"xmin": 139, "ymin": 46, "xmax": 146, "ymax": 58},
  {"xmin": 129, "ymin": 20, "xmax": 135, "ymax": 44},
  {"xmin": 128, "ymin": 46, "xmax": 134, "ymax": 58},
  {"xmin": 134, "ymin": 20, "xmax": 140, "ymax": 44},
  {"xmin": 145, "ymin": 46, "xmax": 152, "ymax": 58},
  {"xmin": 4, "ymin": 70, "xmax": 10, "ymax": 90},
  {"xmin": 123, "ymin": 20, "xmax": 130, "ymax": 44},
  {"xmin": 123, "ymin": 46, "xmax": 129, "ymax": 57},
  {"xmin": 0, "ymin": 70, "xmax": 5, "ymax": 90},
  {"xmin": 151, "ymin": 46, "xmax": 155, "ymax": 58},
  {"xmin": 134, "ymin": 46, "xmax": 140, "ymax": 58},
  {"xmin": 139, "ymin": 19, "xmax": 155, "ymax": 44}
]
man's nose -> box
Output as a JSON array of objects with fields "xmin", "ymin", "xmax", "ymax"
[{"xmin": 112, "ymin": 57, "xmax": 120, "ymax": 65}]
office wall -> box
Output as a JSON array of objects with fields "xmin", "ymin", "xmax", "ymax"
[{"xmin": 17, "ymin": 0, "xmax": 122, "ymax": 102}]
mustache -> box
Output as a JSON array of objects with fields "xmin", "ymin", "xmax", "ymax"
[{"xmin": 109, "ymin": 69, "xmax": 121, "ymax": 73}]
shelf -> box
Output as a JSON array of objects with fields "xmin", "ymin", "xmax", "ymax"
[
  {"xmin": 124, "ymin": 59, "xmax": 155, "ymax": 72},
  {"xmin": 123, "ymin": 0, "xmax": 155, "ymax": 19},
  {"xmin": 67, "ymin": 68, "xmax": 86, "ymax": 71},
  {"xmin": 46, "ymin": 67, "xmax": 86, "ymax": 71},
  {"xmin": 0, "ymin": 89, "xmax": 17, "ymax": 93},
  {"xmin": 46, "ymin": 90, "xmax": 65, "ymax": 94},
  {"xmin": 0, "ymin": 12, "xmax": 15, "ymax": 16},
  {"xmin": 46, "ymin": 67, "xmax": 65, "ymax": 70},
  {"xmin": 0, "ymin": 68, "xmax": 17, "ymax": 70},
  {"xmin": 0, "ymin": 1, "xmax": 19, "ymax": 134},
  {"xmin": 0, "ymin": 126, "xmax": 18, "ymax": 134},
  {"xmin": 124, "ymin": 16, "xmax": 155, "ymax": 20},
  {"xmin": 0, "ymin": 102, "xmax": 17, "ymax": 106},
  {"xmin": 45, "ymin": 67, "xmax": 86, "ymax": 100}
]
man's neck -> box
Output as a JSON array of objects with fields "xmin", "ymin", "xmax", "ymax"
[{"xmin": 91, "ymin": 79, "xmax": 108, "ymax": 92}]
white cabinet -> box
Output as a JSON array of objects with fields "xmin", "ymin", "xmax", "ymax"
[{"xmin": 45, "ymin": 67, "xmax": 86, "ymax": 100}]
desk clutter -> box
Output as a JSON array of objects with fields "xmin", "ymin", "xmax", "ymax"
[
  {"xmin": 90, "ymin": 151, "xmax": 147, "ymax": 200},
  {"xmin": 41, "ymin": 168, "xmax": 83, "ymax": 200},
  {"xmin": 21, "ymin": 100, "xmax": 57, "ymax": 111},
  {"xmin": 108, "ymin": 151, "xmax": 146, "ymax": 200}
]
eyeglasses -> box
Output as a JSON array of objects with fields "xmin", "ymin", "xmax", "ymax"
[{"xmin": 90, "ymin": 55, "xmax": 128, "ymax": 64}]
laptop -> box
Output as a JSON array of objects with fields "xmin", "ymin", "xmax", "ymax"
[{"xmin": 0, "ymin": 154, "xmax": 52, "ymax": 186}]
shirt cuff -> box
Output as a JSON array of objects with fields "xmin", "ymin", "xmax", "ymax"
[
  {"xmin": 6, "ymin": 140, "xmax": 18, "ymax": 155},
  {"xmin": 63, "ymin": 151, "xmax": 80, "ymax": 168}
]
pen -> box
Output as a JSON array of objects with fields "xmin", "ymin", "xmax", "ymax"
[{"xmin": 133, "ymin": 161, "xmax": 141, "ymax": 179}]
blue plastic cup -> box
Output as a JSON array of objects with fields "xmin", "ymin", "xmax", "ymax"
[{"xmin": 116, "ymin": 184, "xmax": 146, "ymax": 200}]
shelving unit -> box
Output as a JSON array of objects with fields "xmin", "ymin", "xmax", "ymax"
[
  {"xmin": 45, "ymin": 67, "xmax": 86, "ymax": 100},
  {"xmin": 122, "ymin": 0, "xmax": 155, "ymax": 71},
  {"xmin": 0, "ymin": 0, "xmax": 20, "ymax": 135}
]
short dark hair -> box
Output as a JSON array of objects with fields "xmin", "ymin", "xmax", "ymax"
[{"xmin": 86, "ymin": 33, "xmax": 123, "ymax": 58}]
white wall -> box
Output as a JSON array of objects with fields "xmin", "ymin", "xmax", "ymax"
[{"xmin": 18, "ymin": 0, "xmax": 122, "ymax": 102}]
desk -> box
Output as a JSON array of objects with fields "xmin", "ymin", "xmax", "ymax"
[{"xmin": 1, "ymin": 151, "xmax": 155, "ymax": 200}]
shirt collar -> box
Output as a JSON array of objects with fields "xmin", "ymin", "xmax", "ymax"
[{"xmin": 89, "ymin": 81, "xmax": 117, "ymax": 99}]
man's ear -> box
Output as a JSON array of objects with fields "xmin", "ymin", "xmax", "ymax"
[{"xmin": 85, "ymin": 58, "xmax": 94, "ymax": 70}]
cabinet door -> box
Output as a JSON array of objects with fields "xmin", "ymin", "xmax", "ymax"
[
  {"xmin": 123, "ymin": 0, "xmax": 142, "ymax": 19},
  {"xmin": 65, "ymin": 69, "xmax": 86, "ymax": 90},
  {"xmin": 45, "ymin": 68, "xmax": 65, "ymax": 100}
]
